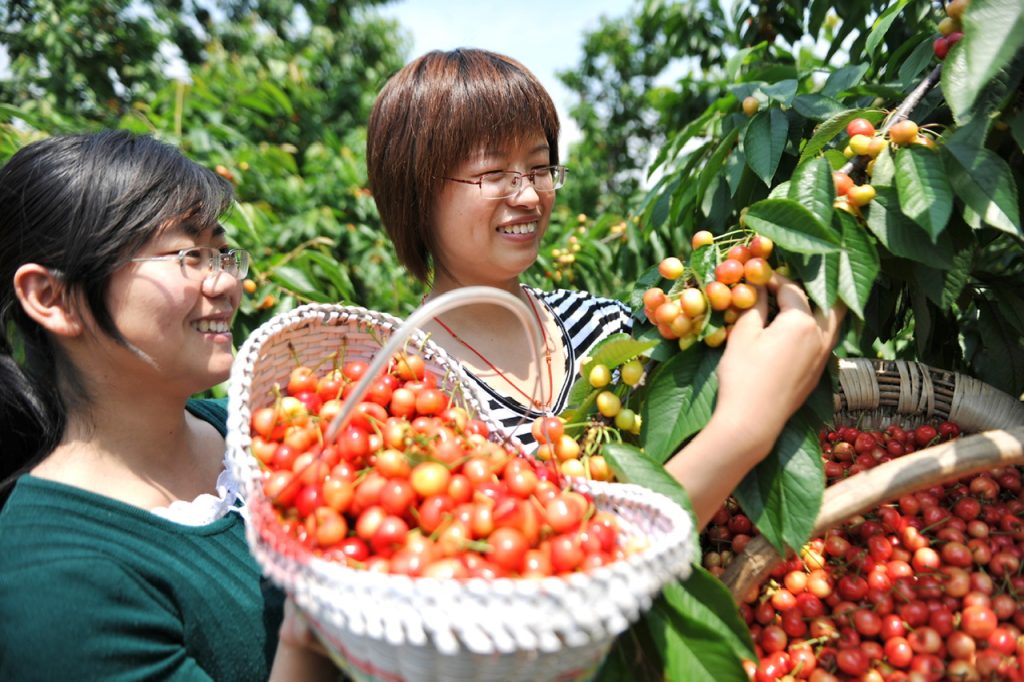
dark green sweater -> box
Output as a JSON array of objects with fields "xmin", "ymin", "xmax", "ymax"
[{"xmin": 0, "ymin": 399, "xmax": 284, "ymax": 681}]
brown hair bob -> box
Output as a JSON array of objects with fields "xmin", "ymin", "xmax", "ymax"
[{"xmin": 366, "ymin": 48, "xmax": 560, "ymax": 282}]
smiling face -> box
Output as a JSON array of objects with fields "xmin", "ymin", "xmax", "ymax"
[
  {"xmin": 430, "ymin": 133, "xmax": 555, "ymax": 291},
  {"xmin": 95, "ymin": 221, "xmax": 242, "ymax": 398}
]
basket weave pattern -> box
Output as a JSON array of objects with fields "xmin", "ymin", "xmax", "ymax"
[
  {"xmin": 225, "ymin": 304, "xmax": 695, "ymax": 682},
  {"xmin": 833, "ymin": 357, "xmax": 1024, "ymax": 432}
]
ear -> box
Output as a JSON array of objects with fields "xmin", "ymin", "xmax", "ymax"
[{"xmin": 13, "ymin": 264, "xmax": 83, "ymax": 337}]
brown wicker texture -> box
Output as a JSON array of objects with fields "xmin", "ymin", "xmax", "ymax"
[
  {"xmin": 722, "ymin": 357, "xmax": 1024, "ymax": 601},
  {"xmin": 225, "ymin": 303, "xmax": 696, "ymax": 682}
]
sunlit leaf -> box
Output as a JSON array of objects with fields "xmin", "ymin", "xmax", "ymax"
[
  {"xmin": 744, "ymin": 108, "xmax": 789, "ymax": 186},
  {"xmin": 942, "ymin": 0, "xmax": 1024, "ymax": 121},
  {"xmin": 580, "ymin": 335, "xmax": 660, "ymax": 378},
  {"xmin": 601, "ymin": 443, "xmax": 694, "ymax": 520},
  {"xmin": 647, "ymin": 575, "xmax": 754, "ymax": 682},
  {"xmin": 800, "ymin": 109, "xmax": 878, "ymax": 162},
  {"xmin": 943, "ymin": 146, "xmax": 1022, "ymax": 237},
  {"xmin": 640, "ymin": 348, "xmax": 720, "ymax": 464},
  {"xmin": 697, "ymin": 127, "xmax": 741, "ymax": 202},
  {"xmin": 866, "ymin": 0, "xmax": 911, "ymax": 56},
  {"xmin": 787, "ymin": 157, "xmax": 834, "ymax": 227},
  {"xmin": 734, "ymin": 390, "xmax": 828, "ymax": 554},
  {"xmin": 744, "ymin": 199, "xmax": 841, "ymax": 254}
]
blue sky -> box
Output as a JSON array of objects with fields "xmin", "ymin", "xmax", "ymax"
[{"xmin": 377, "ymin": 0, "xmax": 638, "ymax": 156}]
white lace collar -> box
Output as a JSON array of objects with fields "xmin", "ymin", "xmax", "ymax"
[{"xmin": 150, "ymin": 463, "xmax": 243, "ymax": 526}]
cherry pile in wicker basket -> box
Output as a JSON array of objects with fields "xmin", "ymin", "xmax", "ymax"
[
  {"xmin": 249, "ymin": 351, "xmax": 637, "ymax": 578},
  {"xmin": 701, "ymin": 421, "xmax": 1024, "ymax": 682}
]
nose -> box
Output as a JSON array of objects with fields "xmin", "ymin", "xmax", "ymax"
[
  {"xmin": 507, "ymin": 179, "xmax": 542, "ymax": 206},
  {"xmin": 200, "ymin": 268, "xmax": 242, "ymax": 299}
]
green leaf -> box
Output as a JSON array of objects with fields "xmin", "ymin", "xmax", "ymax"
[
  {"xmin": 836, "ymin": 211, "xmax": 880, "ymax": 319},
  {"xmin": 258, "ymin": 81, "xmax": 294, "ymax": 115},
  {"xmin": 743, "ymin": 108, "xmax": 789, "ymax": 186},
  {"xmin": 697, "ymin": 127, "xmax": 741, "ymax": 207},
  {"xmin": 647, "ymin": 575, "xmax": 754, "ymax": 682},
  {"xmin": 791, "ymin": 94, "xmax": 845, "ymax": 120},
  {"xmin": 787, "ymin": 157, "xmax": 834, "ymax": 228},
  {"xmin": 943, "ymin": 146, "xmax": 1022, "ymax": 237},
  {"xmin": 651, "ymin": 104, "xmax": 722, "ymax": 171},
  {"xmin": 794, "ymin": 251, "xmax": 839, "ymax": 313},
  {"xmin": 895, "ymin": 146, "xmax": 953, "ymax": 240},
  {"xmin": 560, "ymin": 382, "xmax": 600, "ymax": 425},
  {"xmin": 726, "ymin": 44, "xmax": 765, "ymax": 82},
  {"xmin": 942, "ymin": 0, "xmax": 1024, "ymax": 120},
  {"xmin": 1011, "ymin": 111, "xmax": 1024, "ymax": 153},
  {"xmin": 898, "ymin": 38, "xmax": 939, "ymax": 88},
  {"xmin": 972, "ymin": 296, "xmax": 1024, "ymax": 395},
  {"xmin": 734, "ymin": 398, "xmax": 827, "ymax": 554},
  {"xmin": 744, "ymin": 199, "xmax": 841, "ymax": 254},
  {"xmin": 864, "ymin": 188, "xmax": 954, "ymax": 268},
  {"xmin": 869, "ymin": 144, "xmax": 896, "ymax": 188},
  {"xmin": 762, "ymin": 79, "xmax": 798, "ymax": 105},
  {"xmin": 866, "ymin": 0, "xmax": 911, "ymax": 56},
  {"xmin": 690, "ymin": 243, "xmax": 718, "ymax": 285},
  {"xmin": 270, "ymin": 264, "xmax": 322, "ymax": 298},
  {"xmin": 640, "ymin": 348, "xmax": 720, "ymax": 464},
  {"xmin": 601, "ymin": 443, "xmax": 695, "ymax": 522},
  {"xmin": 580, "ymin": 335, "xmax": 660, "ymax": 378},
  {"xmin": 301, "ymin": 250, "xmax": 355, "ymax": 299},
  {"xmin": 912, "ymin": 249, "xmax": 971, "ymax": 310},
  {"xmin": 821, "ymin": 63, "xmax": 870, "ymax": 98},
  {"xmin": 800, "ymin": 109, "xmax": 867, "ymax": 162}
]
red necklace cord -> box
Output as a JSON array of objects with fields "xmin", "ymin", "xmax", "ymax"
[{"xmin": 429, "ymin": 290, "xmax": 555, "ymax": 410}]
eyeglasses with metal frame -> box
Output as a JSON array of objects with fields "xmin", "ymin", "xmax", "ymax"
[
  {"xmin": 441, "ymin": 165, "xmax": 568, "ymax": 200},
  {"xmin": 129, "ymin": 246, "xmax": 251, "ymax": 281}
]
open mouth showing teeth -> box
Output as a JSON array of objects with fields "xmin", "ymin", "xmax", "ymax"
[
  {"xmin": 195, "ymin": 319, "xmax": 231, "ymax": 333},
  {"xmin": 497, "ymin": 222, "xmax": 537, "ymax": 235}
]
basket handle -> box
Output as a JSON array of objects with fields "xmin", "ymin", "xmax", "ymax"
[
  {"xmin": 322, "ymin": 286, "xmax": 543, "ymax": 444},
  {"xmin": 721, "ymin": 426, "xmax": 1024, "ymax": 601}
]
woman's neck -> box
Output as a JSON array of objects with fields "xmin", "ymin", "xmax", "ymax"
[
  {"xmin": 426, "ymin": 273, "xmax": 524, "ymax": 302},
  {"xmin": 33, "ymin": 391, "xmax": 223, "ymax": 508},
  {"xmin": 420, "ymin": 278, "xmax": 564, "ymax": 412}
]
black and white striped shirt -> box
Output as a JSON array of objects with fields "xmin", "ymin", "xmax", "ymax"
[{"xmin": 469, "ymin": 287, "xmax": 633, "ymax": 448}]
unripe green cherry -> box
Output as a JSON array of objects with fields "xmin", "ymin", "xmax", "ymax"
[
  {"xmin": 620, "ymin": 359, "xmax": 645, "ymax": 386},
  {"xmin": 614, "ymin": 408, "xmax": 636, "ymax": 431}
]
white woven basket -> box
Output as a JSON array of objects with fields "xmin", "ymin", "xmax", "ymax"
[{"xmin": 225, "ymin": 302, "xmax": 695, "ymax": 682}]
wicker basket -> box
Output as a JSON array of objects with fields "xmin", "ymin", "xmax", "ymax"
[
  {"xmin": 225, "ymin": 303, "xmax": 695, "ymax": 682},
  {"xmin": 722, "ymin": 357, "xmax": 1024, "ymax": 601}
]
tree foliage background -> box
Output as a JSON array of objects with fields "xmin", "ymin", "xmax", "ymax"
[{"xmin": 2, "ymin": 0, "xmax": 1022, "ymax": 678}]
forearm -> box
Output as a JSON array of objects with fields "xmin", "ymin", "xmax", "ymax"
[
  {"xmin": 664, "ymin": 410, "xmax": 777, "ymax": 531},
  {"xmin": 269, "ymin": 641, "xmax": 339, "ymax": 682}
]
